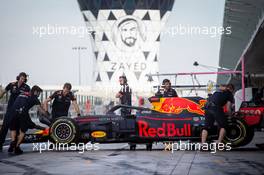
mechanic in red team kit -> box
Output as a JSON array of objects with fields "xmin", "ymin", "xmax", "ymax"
[
  {"xmin": 201, "ymin": 84, "xmax": 234, "ymax": 144},
  {"xmin": 116, "ymin": 75, "xmax": 132, "ymax": 115},
  {"xmin": 43, "ymin": 83, "xmax": 81, "ymax": 120},
  {"xmin": 155, "ymin": 79, "xmax": 178, "ymax": 98},
  {"xmin": 0, "ymin": 72, "xmax": 30, "ymax": 151},
  {"xmin": 8, "ymin": 85, "xmax": 47, "ymax": 154}
]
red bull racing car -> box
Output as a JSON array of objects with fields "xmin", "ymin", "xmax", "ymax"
[{"xmin": 23, "ymin": 96, "xmax": 264, "ymax": 150}]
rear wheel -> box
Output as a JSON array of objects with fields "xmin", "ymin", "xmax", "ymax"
[
  {"xmin": 240, "ymin": 127, "xmax": 254, "ymax": 146},
  {"xmin": 50, "ymin": 117, "xmax": 79, "ymax": 144},
  {"xmin": 223, "ymin": 118, "xmax": 253, "ymax": 147}
]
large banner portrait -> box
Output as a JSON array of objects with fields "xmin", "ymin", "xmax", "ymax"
[{"xmin": 77, "ymin": 0, "xmax": 175, "ymax": 92}]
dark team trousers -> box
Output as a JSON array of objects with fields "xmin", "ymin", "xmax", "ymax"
[
  {"xmin": 9, "ymin": 112, "xmax": 36, "ymax": 133},
  {"xmin": 204, "ymin": 106, "xmax": 227, "ymax": 132},
  {"xmin": 0, "ymin": 108, "xmax": 16, "ymax": 145}
]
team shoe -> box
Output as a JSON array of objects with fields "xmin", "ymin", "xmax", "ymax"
[
  {"xmin": 14, "ymin": 146, "xmax": 23, "ymax": 155},
  {"xmin": 8, "ymin": 141, "xmax": 16, "ymax": 153}
]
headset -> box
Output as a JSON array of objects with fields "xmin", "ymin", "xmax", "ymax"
[
  {"xmin": 16, "ymin": 72, "xmax": 28, "ymax": 83},
  {"xmin": 162, "ymin": 79, "xmax": 171, "ymax": 85}
]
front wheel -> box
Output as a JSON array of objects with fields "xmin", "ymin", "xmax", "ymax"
[
  {"xmin": 49, "ymin": 117, "xmax": 80, "ymax": 144},
  {"xmin": 223, "ymin": 118, "xmax": 253, "ymax": 147}
]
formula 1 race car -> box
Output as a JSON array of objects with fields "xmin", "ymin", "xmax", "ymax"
[{"xmin": 23, "ymin": 95, "xmax": 264, "ymax": 150}]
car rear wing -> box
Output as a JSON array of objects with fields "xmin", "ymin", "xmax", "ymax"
[{"xmin": 146, "ymin": 68, "xmax": 246, "ymax": 101}]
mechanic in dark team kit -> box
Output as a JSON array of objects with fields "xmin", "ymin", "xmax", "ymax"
[
  {"xmin": 201, "ymin": 84, "xmax": 234, "ymax": 144},
  {"xmin": 0, "ymin": 72, "xmax": 30, "ymax": 151},
  {"xmin": 155, "ymin": 79, "xmax": 178, "ymax": 97},
  {"xmin": 8, "ymin": 85, "xmax": 47, "ymax": 154},
  {"xmin": 116, "ymin": 75, "xmax": 132, "ymax": 115},
  {"xmin": 43, "ymin": 83, "xmax": 80, "ymax": 120}
]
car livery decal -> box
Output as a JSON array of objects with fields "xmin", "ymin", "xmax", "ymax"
[
  {"xmin": 137, "ymin": 116, "xmax": 192, "ymax": 138},
  {"xmin": 152, "ymin": 97, "xmax": 206, "ymax": 116},
  {"xmin": 91, "ymin": 131, "xmax": 107, "ymax": 138}
]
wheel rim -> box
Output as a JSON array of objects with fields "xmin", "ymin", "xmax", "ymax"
[
  {"xmin": 225, "ymin": 120, "xmax": 246, "ymax": 143},
  {"xmin": 54, "ymin": 123, "xmax": 73, "ymax": 141}
]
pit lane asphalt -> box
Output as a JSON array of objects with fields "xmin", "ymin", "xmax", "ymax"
[{"xmin": 0, "ymin": 132, "xmax": 264, "ymax": 175}]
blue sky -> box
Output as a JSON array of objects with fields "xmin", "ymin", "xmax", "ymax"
[{"xmin": 0, "ymin": 0, "xmax": 225, "ymax": 87}]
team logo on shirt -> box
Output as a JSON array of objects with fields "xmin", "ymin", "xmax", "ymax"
[{"xmin": 12, "ymin": 86, "xmax": 17, "ymax": 93}]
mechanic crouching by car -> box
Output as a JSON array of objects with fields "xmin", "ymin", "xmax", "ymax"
[
  {"xmin": 0, "ymin": 72, "xmax": 30, "ymax": 152},
  {"xmin": 8, "ymin": 85, "xmax": 47, "ymax": 155},
  {"xmin": 116, "ymin": 75, "xmax": 132, "ymax": 115},
  {"xmin": 43, "ymin": 83, "xmax": 81, "ymax": 120},
  {"xmin": 155, "ymin": 79, "xmax": 178, "ymax": 97},
  {"xmin": 201, "ymin": 84, "xmax": 235, "ymax": 144}
]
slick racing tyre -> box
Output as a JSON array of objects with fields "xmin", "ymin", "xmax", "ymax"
[
  {"xmin": 50, "ymin": 117, "xmax": 80, "ymax": 144},
  {"xmin": 223, "ymin": 118, "xmax": 253, "ymax": 147},
  {"xmin": 240, "ymin": 126, "xmax": 254, "ymax": 146}
]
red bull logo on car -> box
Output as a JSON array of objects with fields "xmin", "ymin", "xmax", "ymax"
[
  {"xmin": 138, "ymin": 120, "xmax": 191, "ymax": 137},
  {"xmin": 152, "ymin": 97, "xmax": 206, "ymax": 116}
]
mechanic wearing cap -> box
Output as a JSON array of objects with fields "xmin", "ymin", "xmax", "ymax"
[
  {"xmin": 155, "ymin": 79, "xmax": 178, "ymax": 98},
  {"xmin": 8, "ymin": 85, "xmax": 47, "ymax": 154},
  {"xmin": 0, "ymin": 72, "xmax": 30, "ymax": 151},
  {"xmin": 43, "ymin": 83, "xmax": 80, "ymax": 120},
  {"xmin": 201, "ymin": 84, "xmax": 234, "ymax": 144},
  {"xmin": 116, "ymin": 76, "xmax": 132, "ymax": 115}
]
